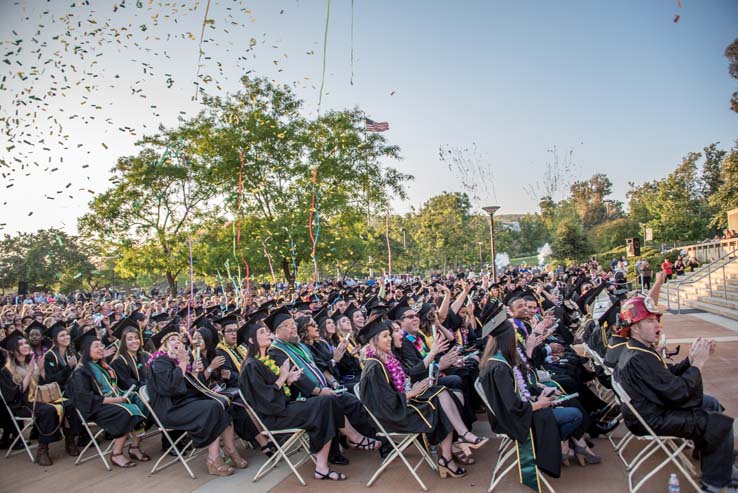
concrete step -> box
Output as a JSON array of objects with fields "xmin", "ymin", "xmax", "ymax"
[
  {"xmin": 683, "ymin": 300, "xmax": 738, "ymax": 321},
  {"xmin": 697, "ymin": 296, "xmax": 738, "ymax": 311}
]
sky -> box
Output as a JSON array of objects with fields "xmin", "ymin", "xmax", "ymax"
[{"xmin": 1, "ymin": 0, "xmax": 737, "ymax": 234}]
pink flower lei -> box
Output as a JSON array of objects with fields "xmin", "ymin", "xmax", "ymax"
[
  {"xmin": 366, "ymin": 346, "xmax": 407, "ymax": 394},
  {"xmin": 147, "ymin": 350, "xmax": 192, "ymax": 373}
]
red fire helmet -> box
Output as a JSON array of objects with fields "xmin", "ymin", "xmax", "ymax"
[{"xmin": 619, "ymin": 295, "xmax": 661, "ymax": 328}]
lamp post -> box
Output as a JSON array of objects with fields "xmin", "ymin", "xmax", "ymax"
[{"xmin": 482, "ymin": 206, "xmax": 500, "ymax": 280}]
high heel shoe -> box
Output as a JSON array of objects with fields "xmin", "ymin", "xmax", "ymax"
[
  {"xmin": 561, "ymin": 448, "xmax": 575, "ymax": 467},
  {"xmin": 438, "ymin": 456, "xmax": 467, "ymax": 478},
  {"xmin": 456, "ymin": 431, "xmax": 489, "ymax": 456},
  {"xmin": 225, "ymin": 449, "xmax": 248, "ymax": 469},
  {"xmin": 207, "ymin": 456, "xmax": 234, "ymax": 476},
  {"xmin": 574, "ymin": 444, "xmax": 601, "ymax": 466}
]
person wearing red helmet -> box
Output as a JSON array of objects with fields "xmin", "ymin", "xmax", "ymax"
[{"xmin": 616, "ymin": 298, "xmax": 737, "ymax": 492}]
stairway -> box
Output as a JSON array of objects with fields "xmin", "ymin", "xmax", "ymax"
[{"xmin": 658, "ymin": 261, "xmax": 738, "ymax": 320}]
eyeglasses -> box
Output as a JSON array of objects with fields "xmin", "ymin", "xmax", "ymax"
[
  {"xmin": 402, "ymin": 314, "xmax": 419, "ymax": 320},
  {"xmin": 224, "ymin": 329, "xmax": 237, "ymax": 334}
]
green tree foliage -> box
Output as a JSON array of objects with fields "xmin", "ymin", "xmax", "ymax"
[
  {"xmin": 0, "ymin": 229, "xmax": 97, "ymax": 292},
  {"xmin": 552, "ymin": 218, "xmax": 592, "ymax": 262},
  {"xmin": 568, "ymin": 173, "xmax": 622, "ymax": 228},
  {"xmin": 725, "ymin": 37, "xmax": 738, "ymax": 114},
  {"xmin": 709, "ymin": 140, "xmax": 738, "ymax": 229},
  {"xmin": 590, "ymin": 217, "xmax": 640, "ymax": 252}
]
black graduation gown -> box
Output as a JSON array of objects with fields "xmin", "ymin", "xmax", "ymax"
[
  {"xmin": 307, "ymin": 340, "xmax": 341, "ymax": 381},
  {"xmin": 359, "ymin": 358, "xmax": 452, "ymax": 445},
  {"xmin": 479, "ymin": 360, "xmax": 561, "ymax": 479},
  {"xmin": 616, "ymin": 339, "xmax": 733, "ymax": 452},
  {"xmin": 42, "ymin": 347, "xmax": 74, "ymax": 392},
  {"xmin": 146, "ymin": 355, "xmax": 231, "ymax": 448},
  {"xmin": 215, "ymin": 344, "xmax": 246, "ymax": 388},
  {"xmin": 238, "ymin": 357, "xmax": 341, "ymax": 453},
  {"xmin": 603, "ymin": 335, "xmax": 627, "ymax": 369},
  {"xmin": 68, "ymin": 365, "xmax": 146, "ymax": 439},
  {"xmin": 110, "ymin": 351, "xmax": 150, "ymax": 391}
]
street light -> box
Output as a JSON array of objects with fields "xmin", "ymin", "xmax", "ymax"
[{"xmin": 482, "ymin": 206, "xmax": 501, "ymax": 279}]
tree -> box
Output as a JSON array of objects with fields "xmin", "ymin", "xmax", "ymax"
[
  {"xmin": 590, "ymin": 218, "xmax": 641, "ymax": 252},
  {"xmin": 725, "ymin": 37, "xmax": 738, "ymax": 114},
  {"xmin": 641, "ymin": 153, "xmax": 709, "ymax": 242},
  {"xmin": 551, "ymin": 218, "xmax": 591, "ymax": 262},
  {"xmin": 709, "ymin": 140, "xmax": 738, "ymax": 229},
  {"xmin": 0, "ymin": 229, "xmax": 97, "ymax": 292},
  {"xmin": 567, "ymin": 174, "xmax": 622, "ymax": 229},
  {"xmin": 78, "ymin": 145, "xmax": 217, "ymax": 295}
]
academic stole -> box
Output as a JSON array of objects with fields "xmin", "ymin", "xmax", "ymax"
[
  {"xmin": 216, "ymin": 342, "xmax": 248, "ymax": 372},
  {"xmin": 488, "ymin": 355, "xmax": 542, "ymax": 493}
]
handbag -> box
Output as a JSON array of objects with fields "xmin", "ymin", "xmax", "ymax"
[{"xmin": 34, "ymin": 382, "xmax": 63, "ymax": 404}]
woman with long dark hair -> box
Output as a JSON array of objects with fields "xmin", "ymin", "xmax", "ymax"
[
  {"xmin": 68, "ymin": 331, "xmax": 148, "ymax": 468},
  {"xmin": 359, "ymin": 318, "xmax": 488, "ymax": 479},
  {"xmin": 111, "ymin": 323, "xmax": 151, "ymax": 391}
]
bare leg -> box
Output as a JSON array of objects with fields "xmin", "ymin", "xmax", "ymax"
[
  {"xmin": 438, "ymin": 432, "xmax": 461, "ymax": 471},
  {"xmin": 437, "ymin": 390, "xmax": 479, "ymax": 441},
  {"xmin": 339, "ymin": 420, "xmax": 379, "ymax": 449},
  {"xmin": 207, "ymin": 437, "xmax": 222, "ymax": 461},
  {"xmin": 111, "ymin": 436, "xmax": 130, "ymax": 466}
]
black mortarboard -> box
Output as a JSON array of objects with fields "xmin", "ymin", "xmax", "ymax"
[
  {"xmin": 43, "ymin": 321, "xmax": 68, "ymax": 341},
  {"xmin": 484, "ymin": 312, "xmax": 513, "ymax": 338},
  {"xmin": 577, "ymin": 282, "xmax": 607, "ymax": 313},
  {"xmin": 503, "ymin": 287, "xmax": 525, "ymax": 307},
  {"xmin": 111, "ymin": 317, "xmax": 139, "ymax": 340},
  {"xmin": 264, "ymin": 306, "xmax": 293, "ymax": 332},
  {"xmin": 177, "ymin": 306, "xmax": 196, "ymax": 320},
  {"xmin": 598, "ymin": 300, "xmax": 621, "ymax": 328},
  {"xmin": 151, "ymin": 312, "xmax": 170, "ymax": 323},
  {"xmin": 214, "ymin": 312, "xmax": 239, "ymax": 328},
  {"xmin": 343, "ymin": 303, "xmax": 361, "ymax": 321},
  {"xmin": 151, "ymin": 321, "xmax": 179, "ymax": 348},
  {"xmin": 290, "ymin": 301, "xmax": 312, "ymax": 314},
  {"xmin": 481, "ymin": 303, "xmax": 508, "ymax": 338},
  {"xmin": 313, "ymin": 306, "xmax": 330, "ymax": 327},
  {"xmin": 237, "ymin": 310, "xmax": 266, "ymax": 346},
  {"xmin": 386, "ymin": 298, "xmax": 412, "ymax": 321},
  {"xmin": 0, "ymin": 331, "xmax": 25, "ymax": 351},
  {"xmin": 206, "ymin": 305, "xmax": 222, "ymax": 317},
  {"xmin": 24, "ymin": 320, "xmax": 46, "ymax": 336},
  {"xmin": 73, "ymin": 330, "xmax": 99, "ymax": 353},
  {"xmin": 417, "ymin": 303, "xmax": 435, "ymax": 319},
  {"xmin": 357, "ymin": 316, "xmax": 389, "ymax": 345}
]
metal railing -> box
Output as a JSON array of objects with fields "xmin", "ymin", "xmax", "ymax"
[{"xmin": 666, "ymin": 247, "xmax": 738, "ymax": 313}]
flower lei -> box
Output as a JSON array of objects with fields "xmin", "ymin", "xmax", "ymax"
[
  {"xmin": 147, "ymin": 350, "xmax": 192, "ymax": 373},
  {"xmin": 366, "ymin": 346, "xmax": 407, "ymax": 394},
  {"xmin": 256, "ymin": 354, "xmax": 291, "ymax": 397},
  {"xmin": 512, "ymin": 365, "xmax": 532, "ymax": 402}
]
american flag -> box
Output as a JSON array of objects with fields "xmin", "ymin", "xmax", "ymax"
[{"xmin": 365, "ymin": 117, "xmax": 389, "ymax": 132}]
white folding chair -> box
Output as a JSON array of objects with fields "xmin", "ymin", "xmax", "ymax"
[
  {"xmin": 474, "ymin": 378, "xmax": 556, "ymax": 493},
  {"xmin": 74, "ymin": 408, "xmax": 113, "ymax": 470},
  {"xmin": 137, "ymin": 385, "xmax": 203, "ymax": 479},
  {"xmin": 0, "ymin": 389, "xmax": 36, "ymax": 462},
  {"xmin": 237, "ymin": 389, "xmax": 314, "ymax": 486},
  {"xmin": 353, "ymin": 384, "xmax": 437, "ymax": 491},
  {"xmin": 610, "ymin": 379, "xmax": 701, "ymax": 493}
]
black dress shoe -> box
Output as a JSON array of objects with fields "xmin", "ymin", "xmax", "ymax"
[
  {"xmin": 594, "ymin": 418, "xmax": 619, "ymax": 435},
  {"xmin": 329, "ymin": 453, "xmax": 350, "ymax": 466}
]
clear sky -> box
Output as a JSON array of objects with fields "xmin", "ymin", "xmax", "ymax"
[{"xmin": 1, "ymin": 0, "xmax": 737, "ymax": 234}]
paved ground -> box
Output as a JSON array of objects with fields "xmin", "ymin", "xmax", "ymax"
[{"xmin": 2, "ymin": 311, "xmax": 737, "ymax": 493}]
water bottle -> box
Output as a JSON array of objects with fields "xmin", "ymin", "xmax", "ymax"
[{"xmin": 668, "ymin": 473, "xmax": 680, "ymax": 492}]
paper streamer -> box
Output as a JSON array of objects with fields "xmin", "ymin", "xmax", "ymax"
[
  {"xmin": 193, "ymin": 0, "xmax": 213, "ymax": 100},
  {"xmin": 350, "ymin": 0, "xmax": 355, "ymax": 86},
  {"xmin": 317, "ymin": 0, "xmax": 331, "ymax": 113},
  {"xmin": 385, "ymin": 208, "xmax": 392, "ymax": 277},
  {"xmin": 236, "ymin": 150, "xmax": 251, "ymax": 306},
  {"xmin": 308, "ymin": 166, "xmax": 320, "ymax": 284}
]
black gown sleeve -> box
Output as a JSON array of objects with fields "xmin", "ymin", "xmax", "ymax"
[
  {"xmin": 43, "ymin": 350, "xmax": 73, "ymax": 390},
  {"xmin": 69, "ymin": 367, "xmax": 104, "ymax": 418},
  {"xmin": 110, "ymin": 357, "xmax": 135, "ymax": 390},
  {"xmin": 480, "ymin": 362, "xmax": 533, "ymax": 442},
  {"xmin": 0, "ymin": 367, "xmax": 24, "ymax": 407},
  {"xmin": 214, "ymin": 348, "xmax": 240, "ymax": 387},
  {"xmin": 267, "ymin": 347, "xmax": 318, "ymax": 397},
  {"xmin": 238, "ymin": 359, "xmax": 289, "ymax": 417},
  {"xmin": 148, "ymin": 357, "xmax": 188, "ymax": 397},
  {"xmin": 626, "ymin": 352, "xmax": 703, "ymax": 409}
]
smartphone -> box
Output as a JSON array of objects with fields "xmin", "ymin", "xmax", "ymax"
[
  {"xmin": 431, "ymin": 324, "xmax": 437, "ymax": 341},
  {"xmin": 121, "ymin": 384, "xmax": 136, "ymax": 399},
  {"xmin": 541, "ymin": 386, "xmax": 557, "ymax": 398},
  {"xmin": 195, "ymin": 347, "xmax": 201, "ymax": 362},
  {"xmin": 463, "ymin": 351, "xmax": 479, "ymax": 361}
]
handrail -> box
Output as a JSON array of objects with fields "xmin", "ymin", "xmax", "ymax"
[{"xmin": 666, "ymin": 247, "xmax": 738, "ymax": 313}]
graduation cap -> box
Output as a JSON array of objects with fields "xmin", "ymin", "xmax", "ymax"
[
  {"xmin": 205, "ymin": 305, "xmax": 222, "ymax": 317},
  {"xmin": 43, "ymin": 320, "xmax": 68, "ymax": 341},
  {"xmin": 264, "ymin": 306, "xmax": 293, "ymax": 332},
  {"xmin": 0, "ymin": 331, "xmax": 25, "ymax": 351},
  {"xmin": 290, "ymin": 301, "xmax": 312, "ymax": 314},
  {"xmin": 357, "ymin": 315, "xmax": 390, "ymax": 345},
  {"xmin": 597, "ymin": 300, "xmax": 620, "ymax": 328},
  {"xmin": 313, "ymin": 306, "xmax": 330, "ymax": 327},
  {"xmin": 367, "ymin": 303, "xmax": 390, "ymax": 320},
  {"xmin": 387, "ymin": 298, "xmax": 413, "ymax": 321},
  {"xmin": 214, "ymin": 312, "xmax": 239, "ymax": 328},
  {"xmin": 237, "ymin": 312, "xmax": 264, "ymax": 346},
  {"xmin": 73, "ymin": 330, "xmax": 99, "ymax": 353},
  {"xmin": 343, "ymin": 303, "xmax": 361, "ymax": 321},
  {"xmin": 417, "ymin": 303, "xmax": 435, "ymax": 319},
  {"xmin": 111, "ymin": 317, "xmax": 139, "ymax": 340},
  {"xmin": 176, "ymin": 306, "xmax": 196, "ymax": 320},
  {"xmin": 502, "ymin": 287, "xmax": 525, "ymax": 307},
  {"xmin": 150, "ymin": 312, "xmax": 170, "ymax": 323},
  {"xmin": 578, "ymin": 282, "xmax": 607, "ymax": 313},
  {"xmin": 481, "ymin": 304, "xmax": 509, "ymax": 338},
  {"xmin": 151, "ymin": 321, "xmax": 179, "ymax": 348},
  {"xmin": 24, "ymin": 320, "xmax": 46, "ymax": 336},
  {"xmin": 130, "ymin": 311, "xmax": 146, "ymax": 323},
  {"xmin": 259, "ymin": 300, "xmax": 276, "ymax": 311}
]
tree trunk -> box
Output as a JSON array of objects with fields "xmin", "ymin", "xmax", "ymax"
[
  {"xmin": 281, "ymin": 257, "xmax": 299, "ymax": 291},
  {"xmin": 166, "ymin": 271, "xmax": 177, "ymax": 296}
]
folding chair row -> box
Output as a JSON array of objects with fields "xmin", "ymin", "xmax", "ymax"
[
  {"xmin": 473, "ymin": 378, "xmax": 556, "ymax": 493},
  {"xmin": 0, "ymin": 387, "xmax": 37, "ymax": 463},
  {"xmin": 353, "ymin": 384, "xmax": 437, "ymax": 492},
  {"xmin": 610, "ymin": 378, "xmax": 701, "ymax": 493}
]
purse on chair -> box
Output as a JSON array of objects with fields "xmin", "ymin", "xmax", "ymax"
[{"xmin": 34, "ymin": 382, "xmax": 63, "ymax": 404}]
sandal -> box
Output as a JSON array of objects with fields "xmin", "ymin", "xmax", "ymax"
[
  {"xmin": 111, "ymin": 452, "xmax": 136, "ymax": 468},
  {"xmin": 457, "ymin": 431, "xmax": 489, "ymax": 450},
  {"xmin": 206, "ymin": 456, "xmax": 234, "ymax": 476},
  {"xmin": 348, "ymin": 436, "xmax": 381, "ymax": 451},
  {"xmin": 453, "ymin": 450, "xmax": 476, "ymax": 465},
  {"xmin": 225, "ymin": 449, "xmax": 248, "ymax": 469},
  {"xmin": 314, "ymin": 469, "xmax": 347, "ymax": 481},
  {"xmin": 438, "ymin": 455, "xmax": 466, "ymax": 479},
  {"xmin": 261, "ymin": 442, "xmax": 277, "ymax": 458},
  {"xmin": 127, "ymin": 446, "xmax": 151, "ymax": 462}
]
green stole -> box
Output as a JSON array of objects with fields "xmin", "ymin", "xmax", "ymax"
[
  {"xmin": 270, "ymin": 339, "xmax": 328, "ymax": 388},
  {"xmin": 89, "ymin": 362, "xmax": 146, "ymax": 419},
  {"xmin": 488, "ymin": 353, "xmax": 542, "ymax": 493}
]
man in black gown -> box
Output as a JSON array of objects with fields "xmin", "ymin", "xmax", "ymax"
[{"xmin": 615, "ymin": 296, "xmax": 737, "ymax": 493}]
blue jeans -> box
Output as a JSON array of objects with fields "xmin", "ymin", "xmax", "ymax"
[{"xmin": 551, "ymin": 406, "xmax": 583, "ymax": 440}]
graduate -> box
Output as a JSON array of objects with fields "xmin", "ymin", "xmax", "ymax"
[
  {"xmin": 110, "ymin": 318, "xmax": 151, "ymax": 391},
  {"xmin": 214, "ymin": 313, "xmax": 248, "ymax": 388},
  {"xmin": 145, "ymin": 323, "xmax": 247, "ymax": 476},
  {"xmin": 67, "ymin": 331, "xmax": 149, "ymax": 468},
  {"xmin": 41, "ymin": 321, "xmax": 77, "ymax": 393},
  {"xmin": 239, "ymin": 316, "xmax": 368, "ymax": 481},
  {"xmin": 359, "ymin": 317, "xmax": 488, "ymax": 479}
]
